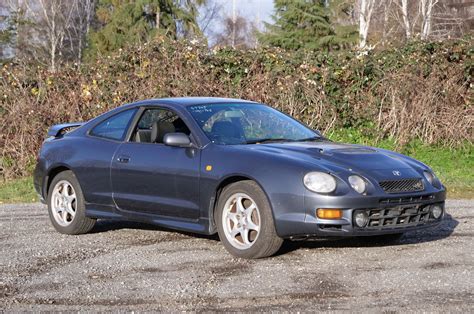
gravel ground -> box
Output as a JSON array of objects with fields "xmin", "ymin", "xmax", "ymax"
[{"xmin": 0, "ymin": 200, "xmax": 473, "ymax": 311}]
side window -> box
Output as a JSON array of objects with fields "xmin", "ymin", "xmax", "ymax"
[
  {"xmin": 132, "ymin": 108, "xmax": 190, "ymax": 143},
  {"xmin": 90, "ymin": 109, "xmax": 137, "ymax": 141}
]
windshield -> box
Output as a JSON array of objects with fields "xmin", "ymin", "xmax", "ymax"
[{"xmin": 187, "ymin": 103, "xmax": 320, "ymax": 145}]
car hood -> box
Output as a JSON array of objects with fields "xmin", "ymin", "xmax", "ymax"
[{"xmin": 243, "ymin": 141, "xmax": 424, "ymax": 180}]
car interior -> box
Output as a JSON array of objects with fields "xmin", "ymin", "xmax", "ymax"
[
  {"xmin": 202, "ymin": 110, "xmax": 247, "ymax": 144},
  {"xmin": 132, "ymin": 108, "xmax": 190, "ymax": 144},
  {"xmin": 209, "ymin": 120, "xmax": 245, "ymax": 142}
]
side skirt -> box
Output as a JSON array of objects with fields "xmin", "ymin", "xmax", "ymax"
[{"xmin": 85, "ymin": 204, "xmax": 212, "ymax": 235}]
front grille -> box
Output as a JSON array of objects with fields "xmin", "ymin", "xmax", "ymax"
[
  {"xmin": 356, "ymin": 204, "xmax": 437, "ymax": 230},
  {"xmin": 380, "ymin": 194, "xmax": 435, "ymax": 205},
  {"xmin": 379, "ymin": 178, "xmax": 424, "ymax": 194}
]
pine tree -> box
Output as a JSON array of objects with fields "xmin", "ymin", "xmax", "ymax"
[
  {"xmin": 260, "ymin": 0, "xmax": 356, "ymax": 51},
  {"xmin": 326, "ymin": 0, "xmax": 358, "ymax": 49},
  {"xmin": 86, "ymin": 0, "xmax": 204, "ymax": 58}
]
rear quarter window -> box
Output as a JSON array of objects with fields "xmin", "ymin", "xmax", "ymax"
[{"xmin": 90, "ymin": 109, "xmax": 137, "ymax": 141}]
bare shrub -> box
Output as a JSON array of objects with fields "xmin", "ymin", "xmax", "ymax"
[{"xmin": 0, "ymin": 38, "xmax": 472, "ymax": 178}]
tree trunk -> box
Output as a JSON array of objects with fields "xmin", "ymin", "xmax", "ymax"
[
  {"xmin": 156, "ymin": 8, "xmax": 160, "ymax": 29},
  {"xmin": 50, "ymin": 40, "xmax": 56, "ymax": 72},
  {"xmin": 421, "ymin": 0, "xmax": 437, "ymax": 40},
  {"xmin": 50, "ymin": 4, "xmax": 57, "ymax": 72},
  {"xmin": 232, "ymin": 0, "xmax": 236, "ymax": 48},
  {"xmin": 359, "ymin": 0, "xmax": 373, "ymax": 49},
  {"xmin": 77, "ymin": 36, "xmax": 83, "ymax": 65},
  {"xmin": 401, "ymin": 0, "xmax": 411, "ymax": 39},
  {"xmin": 382, "ymin": 0, "xmax": 391, "ymax": 45}
]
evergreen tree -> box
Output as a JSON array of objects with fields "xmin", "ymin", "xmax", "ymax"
[
  {"xmin": 326, "ymin": 0, "xmax": 358, "ymax": 49},
  {"xmin": 260, "ymin": 0, "xmax": 356, "ymax": 50},
  {"xmin": 86, "ymin": 0, "xmax": 204, "ymax": 57}
]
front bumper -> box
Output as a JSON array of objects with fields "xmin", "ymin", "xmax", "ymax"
[{"xmin": 275, "ymin": 189, "xmax": 446, "ymax": 238}]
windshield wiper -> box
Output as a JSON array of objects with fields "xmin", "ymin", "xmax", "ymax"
[
  {"xmin": 245, "ymin": 138, "xmax": 294, "ymax": 144},
  {"xmin": 245, "ymin": 136, "xmax": 326, "ymax": 144},
  {"xmin": 298, "ymin": 136, "xmax": 325, "ymax": 142}
]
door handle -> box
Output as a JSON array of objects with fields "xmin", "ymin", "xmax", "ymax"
[{"xmin": 117, "ymin": 156, "xmax": 130, "ymax": 163}]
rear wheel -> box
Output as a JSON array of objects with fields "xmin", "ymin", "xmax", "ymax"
[
  {"xmin": 47, "ymin": 170, "xmax": 96, "ymax": 235},
  {"xmin": 216, "ymin": 181, "xmax": 283, "ymax": 259}
]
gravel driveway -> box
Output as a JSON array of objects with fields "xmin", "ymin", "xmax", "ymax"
[{"xmin": 1, "ymin": 200, "xmax": 473, "ymax": 311}]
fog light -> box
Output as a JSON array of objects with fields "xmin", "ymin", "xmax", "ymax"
[
  {"xmin": 317, "ymin": 209, "xmax": 343, "ymax": 219},
  {"xmin": 354, "ymin": 211, "xmax": 369, "ymax": 227},
  {"xmin": 431, "ymin": 205, "xmax": 443, "ymax": 219}
]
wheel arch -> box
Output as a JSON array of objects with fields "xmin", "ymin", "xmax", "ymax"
[
  {"xmin": 208, "ymin": 174, "xmax": 274, "ymax": 234},
  {"xmin": 44, "ymin": 164, "xmax": 73, "ymax": 197}
]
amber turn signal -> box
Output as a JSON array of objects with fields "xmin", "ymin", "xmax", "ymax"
[{"xmin": 317, "ymin": 208, "xmax": 343, "ymax": 219}]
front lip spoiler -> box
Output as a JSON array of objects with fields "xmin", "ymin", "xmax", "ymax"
[
  {"xmin": 342, "ymin": 218, "xmax": 442, "ymax": 236},
  {"xmin": 288, "ymin": 219, "xmax": 442, "ymax": 239}
]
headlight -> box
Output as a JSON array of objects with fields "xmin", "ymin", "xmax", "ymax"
[
  {"xmin": 348, "ymin": 175, "xmax": 366, "ymax": 194},
  {"xmin": 303, "ymin": 172, "xmax": 337, "ymax": 193},
  {"xmin": 423, "ymin": 170, "xmax": 441, "ymax": 188}
]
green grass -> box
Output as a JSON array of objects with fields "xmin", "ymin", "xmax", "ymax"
[
  {"xmin": 0, "ymin": 131, "xmax": 472, "ymax": 203},
  {"xmin": 402, "ymin": 144, "xmax": 473, "ymax": 198},
  {"xmin": 0, "ymin": 177, "xmax": 38, "ymax": 204}
]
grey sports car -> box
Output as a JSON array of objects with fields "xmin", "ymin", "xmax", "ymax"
[{"xmin": 34, "ymin": 97, "xmax": 446, "ymax": 258}]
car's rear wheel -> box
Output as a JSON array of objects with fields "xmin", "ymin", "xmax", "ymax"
[
  {"xmin": 47, "ymin": 170, "xmax": 96, "ymax": 235},
  {"xmin": 216, "ymin": 181, "xmax": 283, "ymax": 259}
]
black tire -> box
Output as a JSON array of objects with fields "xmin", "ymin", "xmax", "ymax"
[
  {"xmin": 215, "ymin": 180, "xmax": 283, "ymax": 259},
  {"xmin": 47, "ymin": 170, "xmax": 96, "ymax": 235}
]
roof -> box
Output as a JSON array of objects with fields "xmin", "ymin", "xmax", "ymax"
[{"xmin": 130, "ymin": 97, "xmax": 259, "ymax": 108}]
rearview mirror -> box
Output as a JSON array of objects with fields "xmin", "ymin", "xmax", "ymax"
[
  {"xmin": 163, "ymin": 132, "xmax": 192, "ymax": 147},
  {"xmin": 224, "ymin": 110, "xmax": 243, "ymax": 118}
]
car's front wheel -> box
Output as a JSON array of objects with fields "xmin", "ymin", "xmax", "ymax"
[
  {"xmin": 47, "ymin": 170, "xmax": 96, "ymax": 235},
  {"xmin": 216, "ymin": 181, "xmax": 283, "ymax": 259}
]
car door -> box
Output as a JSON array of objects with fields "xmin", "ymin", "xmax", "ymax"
[
  {"xmin": 78, "ymin": 108, "xmax": 138, "ymax": 206},
  {"xmin": 111, "ymin": 107, "xmax": 201, "ymax": 219}
]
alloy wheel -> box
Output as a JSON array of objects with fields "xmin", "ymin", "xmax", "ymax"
[
  {"xmin": 222, "ymin": 193, "xmax": 261, "ymax": 250},
  {"xmin": 51, "ymin": 180, "xmax": 77, "ymax": 227}
]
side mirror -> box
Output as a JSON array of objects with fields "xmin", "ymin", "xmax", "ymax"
[{"xmin": 163, "ymin": 132, "xmax": 192, "ymax": 147}]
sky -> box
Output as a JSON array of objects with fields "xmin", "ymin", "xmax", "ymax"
[
  {"xmin": 0, "ymin": 0, "xmax": 277, "ymax": 58},
  {"xmin": 201, "ymin": 0, "xmax": 275, "ymax": 45},
  {"xmin": 216, "ymin": 0, "xmax": 275, "ymax": 31}
]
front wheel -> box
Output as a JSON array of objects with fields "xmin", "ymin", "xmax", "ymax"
[
  {"xmin": 47, "ymin": 170, "xmax": 96, "ymax": 235},
  {"xmin": 215, "ymin": 181, "xmax": 283, "ymax": 259}
]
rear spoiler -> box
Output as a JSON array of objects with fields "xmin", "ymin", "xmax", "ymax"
[{"xmin": 47, "ymin": 122, "xmax": 85, "ymax": 138}]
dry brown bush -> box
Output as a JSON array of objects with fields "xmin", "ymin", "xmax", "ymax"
[{"xmin": 0, "ymin": 39, "xmax": 472, "ymax": 178}]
